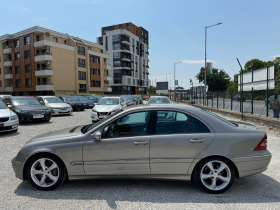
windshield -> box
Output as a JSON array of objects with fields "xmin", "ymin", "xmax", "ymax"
[
  {"xmin": 85, "ymin": 96, "xmax": 96, "ymax": 100},
  {"xmin": 97, "ymin": 98, "xmax": 120, "ymax": 105},
  {"xmin": 0, "ymin": 100, "xmax": 7, "ymax": 109},
  {"xmin": 12, "ymin": 98, "xmax": 41, "ymax": 106},
  {"xmin": 82, "ymin": 110, "xmax": 123, "ymax": 133},
  {"xmin": 201, "ymin": 109, "xmax": 237, "ymax": 127},
  {"xmin": 121, "ymin": 95, "xmax": 132, "ymax": 101},
  {"xmin": 44, "ymin": 97, "xmax": 63, "ymax": 103},
  {"xmin": 63, "ymin": 96, "xmax": 76, "ymax": 102},
  {"xmin": 73, "ymin": 96, "xmax": 87, "ymax": 101},
  {"xmin": 148, "ymin": 97, "xmax": 171, "ymax": 104},
  {"xmin": 95, "ymin": 95, "xmax": 103, "ymax": 100}
]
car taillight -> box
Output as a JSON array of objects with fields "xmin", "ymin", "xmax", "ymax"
[{"xmin": 254, "ymin": 134, "xmax": 267, "ymax": 151}]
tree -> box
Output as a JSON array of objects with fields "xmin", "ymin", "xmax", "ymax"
[
  {"xmin": 243, "ymin": 59, "xmax": 266, "ymax": 73},
  {"xmin": 227, "ymin": 74, "xmax": 238, "ymax": 93},
  {"xmin": 196, "ymin": 67, "xmax": 231, "ymax": 92},
  {"xmin": 147, "ymin": 86, "xmax": 156, "ymax": 94}
]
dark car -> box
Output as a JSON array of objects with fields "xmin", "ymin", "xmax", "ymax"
[
  {"xmin": 132, "ymin": 95, "xmax": 143, "ymax": 105},
  {"xmin": 84, "ymin": 95, "xmax": 99, "ymax": 103},
  {"xmin": 232, "ymin": 95, "xmax": 246, "ymax": 102},
  {"xmin": 2, "ymin": 96, "xmax": 51, "ymax": 123},
  {"xmin": 58, "ymin": 96, "xmax": 85, "ymax": 111},
  {"xmin": 120, "ymin": 95, "xmax": 134, "ymax": 106},
  {"xmin": 72, "ymin": 96, "xmax": 95, "ymax": 109}
]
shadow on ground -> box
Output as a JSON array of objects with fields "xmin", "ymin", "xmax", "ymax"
[{"xmin": 14, "ymin": 173, "xmax": 280, "ymax": 209}]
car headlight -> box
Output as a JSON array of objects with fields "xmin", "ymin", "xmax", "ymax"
[
  {"xmin": 15, "ymin": 108, "xmax": 29, "ymax": 113},
  {"xmin": 10, "ymin": 115, "xmax": 18, "ymax": 120},
  {"xmin": 92, "ymin": 108, "xmax": 97, "ymax": 112}
]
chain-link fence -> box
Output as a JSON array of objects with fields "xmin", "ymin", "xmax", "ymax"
[{"xmin": 181, "ymin": 89, "xmax": 278, "ymax": 119}]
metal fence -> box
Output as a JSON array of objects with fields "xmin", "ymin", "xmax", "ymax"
[{"xmin": 181, "ymin": 89, "xmax": 278, "ymax": 119}]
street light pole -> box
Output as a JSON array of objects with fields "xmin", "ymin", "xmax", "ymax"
[
  {"xmin": 205, "ymin": 22, "xmax": 222, "ymax": 94},
  {"xmin": 174, "ymin": 62, "xmax": 182, "ymax": 101}
]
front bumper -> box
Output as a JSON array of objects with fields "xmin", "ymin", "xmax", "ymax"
[
  {"xmin": 232, "ymin": 150, "xmax": 272, "ymax": 178},
  {"xmin": 0, "ymin": 118, "xmax": 19, "ymax": 132},
  {"xmin": 51, "ymin": 108, "xmax": 73, "ymax": 116},
  {"xmin": 91, "ymin": 111, "xmax": 113, "ymax": 122},
  {"xmin": 11, "ymin": 153, "xmax": 28, "ymax": 180},
  {"xmin": 16, "ymin": 111, "xmax": 51, "ymax": 123}
]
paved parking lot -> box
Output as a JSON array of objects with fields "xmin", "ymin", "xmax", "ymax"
[{"xmin": 0, "ymin": 109, "xmax": 279, "ymax": 209}]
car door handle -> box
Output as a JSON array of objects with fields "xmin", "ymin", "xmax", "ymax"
[
  {"xmin": 190, "ymin": 138, "xmax": 205, "ymax": 143},
  {"xmin": 134, "ymin": 141, "xmax": 148, "ymax": 145}
]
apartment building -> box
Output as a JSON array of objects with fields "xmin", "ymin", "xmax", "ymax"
[
  {"xmin": 0, "ymin": 26, "xmax": 111, "ymax": 96},
  {"xmin": 97, "ymin": 22, "xmax": 149, "ymax": 94}
]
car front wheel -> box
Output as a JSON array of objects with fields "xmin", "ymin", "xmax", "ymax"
[
  {"xmin": 26, "ymin": 155, "xmax": 66, "ymax": 190},
  {"xmin": 194, "ymin": 157, "xmax": 235, "ymax": 193}
]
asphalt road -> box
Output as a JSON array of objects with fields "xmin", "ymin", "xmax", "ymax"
[
  {"xmin": 191, "ymin": 98, "xmax": 275, "ymax": 118},
  {"xmin": 0, "ymin": 109, "xmax": 279, "ymax": 209}
]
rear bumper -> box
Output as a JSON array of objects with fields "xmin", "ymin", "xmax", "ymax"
[{"xmin": 232, "ymin": 150, "xmax": 272, "ymax": 178}]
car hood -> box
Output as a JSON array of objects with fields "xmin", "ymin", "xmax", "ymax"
[
  {"xmin": 0, "ymin": 108, "xmax": 14, "ymax": 117},
  {"xmin": 15, "ymin": 105, "xmax": 49, "ymax": 110},
  {"xmin": 93, "ymin": 105, "xmax": 121, "ymax": 112},
  {"xmin": 46, "ymin": 103, "xmax": 71, "ymax": 108},
  {"xmin": 66, "ymin": 101, "xmax": 83, "ymax": 105},
  {"xmin": 27, "ymin": 125, "xmax": 84, "ymax": 144}
]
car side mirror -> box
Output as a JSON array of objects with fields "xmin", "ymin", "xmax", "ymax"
[
  {"xmin": 92, "ymin": 131, "xmax": 102, "ymax": 141},
  {"xmin": 8, "ymin": 104, "xmax": 13, "ymax": 108}
]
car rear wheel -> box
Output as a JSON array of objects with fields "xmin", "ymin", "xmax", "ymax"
[
  {"xmin": 195, "ymin": 157, "xmax": 235, "ymax": 193},
  {"xmin": 27, "ymin": 155, "xmax": 66, "ymax": 190}
]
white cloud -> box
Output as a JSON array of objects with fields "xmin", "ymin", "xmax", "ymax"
[
  {"xmin": 181, "ymin": 59, "xmax": 215, "ymax": 64},
  {"xmin": 271, "ymin": 55, "xmax": 280, "ymax": 58}
]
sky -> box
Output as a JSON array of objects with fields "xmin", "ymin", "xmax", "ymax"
[{"xmin": 1, "ymin": 0, "xmax": 280, "ymax": 89}]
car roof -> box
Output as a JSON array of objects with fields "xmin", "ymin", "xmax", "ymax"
[
  {"xmin": 11, "ymin": 96, "xmax": 35, "ymax": 99},
  {"xmin": 38, "ymin": 96, "xmax": 58, "ymax": 98},
  {"xmin": 101, "ymin": 97, "xmax": 120, "ymax": 99},
  {"xmin": 149, "ymin": 96, "xmax": 169, "ymax": 98}
]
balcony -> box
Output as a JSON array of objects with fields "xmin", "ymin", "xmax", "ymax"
[
  {"xmin": 103, "ymin": 64, "xmax": 111, "ymax": 70},
  {"xmin": 4, "ymin": 74, "xmax": 13, "ymax": 79},
  {"xmin": 35, "ymin": 54, "xmax": 53, "ymax": 62},
  {"xmin": 121, "ymin": 40, "xmax": 130, "ymax": 46},
  {"xmin": 5, "ymin": 87, "xmax": 13, "ymax": 92},
  {"xmin": 36, "ymin": 83, "xmax": 54, "ymax": 91},
  {"xmin": 104, "ymin": 87, "xmax": 112, "ymax": 92},
  {"xmin": 104, "ymin": 76, "xmax": 112, "ymax": 81},
  {"xmin": 3, "ymin": 47, "xmax": 12, "ymax": 54},
  {"xmin": 35, "ymin": 69, "xmax": 54, "ymax": 76},
  {"xmin": 4, "ymin": 60, "xmax": 12, "ymax": 67},
  {"xmin": 34, "ymin": 40, "xmax": 51, "ymax": 48},
  {"xmin": 122, "ymin": 57, "xmax": 131, "ymax": 62}
]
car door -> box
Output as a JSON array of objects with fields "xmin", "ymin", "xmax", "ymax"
[
  {"xmin": 150, "ymin": 110, "xmax": 215, "ymax": 175},
  {"xmin": 83, "ymin": 110, "xmax": 152, "ymax": 175}
]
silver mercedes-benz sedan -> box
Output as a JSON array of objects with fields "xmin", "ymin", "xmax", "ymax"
[{"xmin": 11, "ymin": 104, "xmax": 271, "ymax": 193}]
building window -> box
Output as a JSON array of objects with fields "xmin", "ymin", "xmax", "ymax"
[
  {"xmin": 14, "ymin": 39, "xmax": 20, "ymax": 48},
  {"xmin": 25, "ymin": 64, "xmax": 31, "ymax": 73},
  {"xmin": 90, "ymin": 80, "xmax": 101, "ymax": 87},
  {"xmin": 90, "ymin": 69, "xmax": 100, "ymax": 75},
  {"xmin": 15, "ymin": 66, "xmax": 20, "ymax": 74},
  {"xmin": 113, "ymin": 60, "xmax": 121, "ymax": 67},
  {"xmin": 90, "ymin": 56, "xmax": 100, "ymax": 63},
  {"xmin": 77, "ymin": 46, "xmax": 85, "ymax": 55},
  {"xmin": 0, "ymin": 80, "xmax": 2, "ymax": 87},
  {"xmin": 119, "ymin": 24, "xmax": 122, "ymax": 29},
  {"xmin": 126, "ymin": 23, "xmax": 129, "ymax": 30},
  {"xmin": 78, "ymin": 58, "xmax": 86, "ymax": 68},
  {"xmin": 88, "ymin": 46, "xmax": 91, "ymax": 50},
  {"xmin": 112, "ymin": 35, "xmax": 121, "ymax": 42},
  {"xmin": 25, "ymin": 78, "xmax": 32, "ymax": 87},
  {"xmin": 36, "ymin": 35, "xmax": 40, "ymax": 41},
  {"xmin": 113, "ymin": 43, "xmax": 121, "ymax": 50},
  {"xmin": 24, "ymin": 50, "xmax": 31, "ymax": 59},
  {"xmin": 15, "ymin": 53, "xmax": 20, "ymax": 61},
  {"xmin": 0, "ymin": 68, "xmax": 1, "ymax": 74},
  {"xmin": 78, "ymin": 71, "xmax": 86, "ymax": 80},
  {"xmin": 16, "ymin": 79, "xmax": 21, "ymax": 88},
  {"xmin": 79, "ymin": 84, "xmax": 86, "ymax": 92},
  {"xmin": 64, "ymin": 40, "xmax": 67, "ymax": 44},
  {"xmin": 53, "ymin": 37, "xmax": 58, "ymax": 43},
  {"xmin": 24, "ymin": 36, "xmax": 30, "ymax": 45},
  {"xmin": 113, "ymin": 52, "xmax": 121, "ymax": 58}
]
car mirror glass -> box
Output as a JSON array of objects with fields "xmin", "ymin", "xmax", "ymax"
[{"xmin": 92, "ymin": 131, "xmax": 102, "ymax": 141}]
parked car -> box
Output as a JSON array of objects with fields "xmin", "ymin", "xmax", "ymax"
[
  {"xmin": 2, "ymin": 96, "xmax": 51, "ymax": 123},
  {"xmin": 36, "ymin": 96, "xmax": 73, "ymax": 116},
  {"xmin": 0, "ymin": 95, "xmax": 12, "ymax": 100},
  {"xmin": 132, "ymin": 95, "xmax": 143, "ymax": 105},
  {"xmin": 232, "ymin": 95, "xmax": 246, "ymax": 101},
  {"xmin": 0, "ymin": 100, "xmax": 19, "ymax": 132},
  {"xmin": 91, "ymin": 97, "xmax": 126, "ymax": 122},
  {"xmin": 12, "ymin": 104, "xmax": 271, "ymax": 193},
  {"xmin": 72, "ymin": 96, "xmax": 95, "ymax": 109},
  {"xmin": 120, "ymin": 95, "xmax": 134, "ymax": 106},
  {"xmin": 58, "ymin": 96, "xmax": 85, "ymax": 111},
  {"xmin": 84, "ymin": 95, "xmax": 99, "ymax": 103},
  {"xmin": 148, "ymin": 96, "xmax": 171, "ymax": 104}
]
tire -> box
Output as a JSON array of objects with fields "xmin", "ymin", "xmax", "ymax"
[
  {"xmin": 194, "ymin": 157, "xmax": 235, "ymax": 194},
  {"xmin": 26, "ymin": 155, "xmax": 66, "ymax": 190}
]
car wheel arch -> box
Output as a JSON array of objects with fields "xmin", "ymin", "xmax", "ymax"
[
  {"xmin": 23, "ymin": 152, "xmax": 68, "ymax": 181},
  {"xmin": 191, "ymin": 155, "xmax": 239, "ymax": 181}
]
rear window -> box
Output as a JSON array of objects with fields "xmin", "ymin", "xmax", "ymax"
[{"xmin": 201, "ymin": 109, "xmax": 237, "ymax": 127}]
